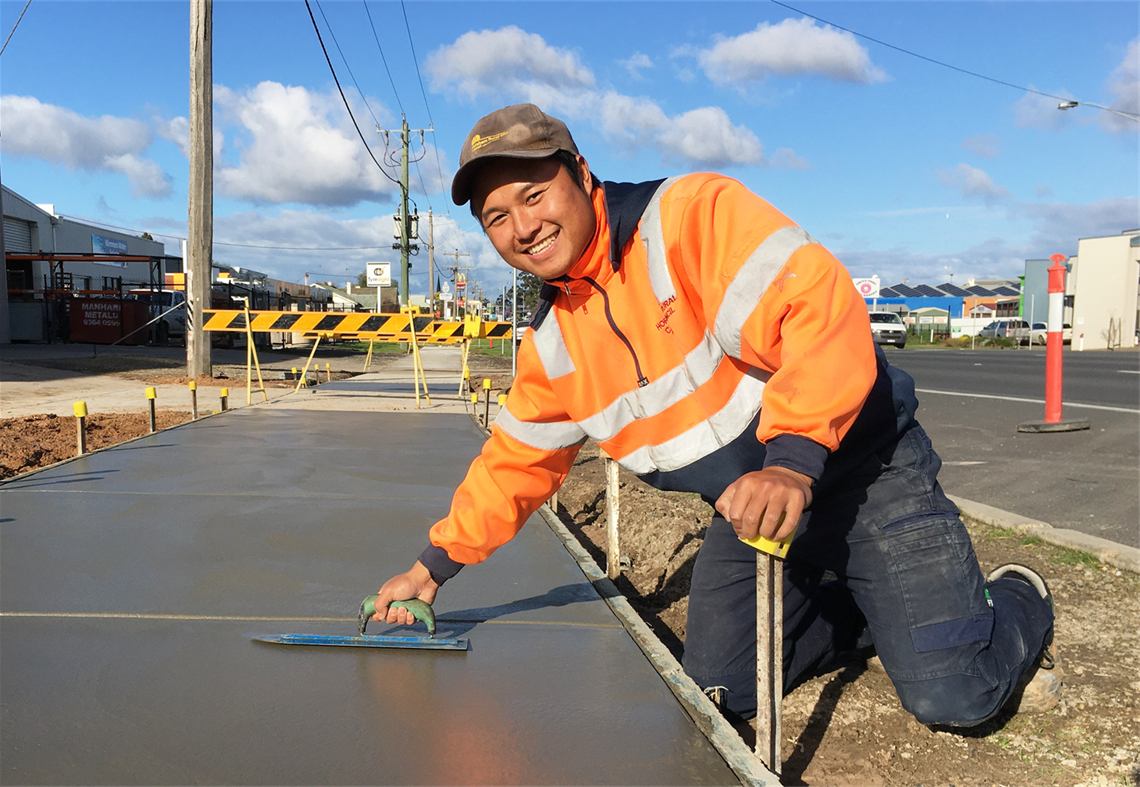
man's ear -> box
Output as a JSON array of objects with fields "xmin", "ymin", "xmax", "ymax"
[{"xmin": 576, "ymin": 155, "xmax": 593, "ymax": 192}]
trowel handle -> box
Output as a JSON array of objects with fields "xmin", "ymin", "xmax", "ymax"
[{"xmin": 358, "ymin": 594, "xmax": 437, "ymax": 637}]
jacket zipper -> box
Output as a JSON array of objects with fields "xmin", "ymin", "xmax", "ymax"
[{"xmin": 579, "ymin": 275, "xmax": 649, "ymax": 388}]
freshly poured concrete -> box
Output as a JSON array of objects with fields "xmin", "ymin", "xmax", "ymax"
[{"xmin": 1, "ymin": 393, "xmax": 738, "ymax": 784}]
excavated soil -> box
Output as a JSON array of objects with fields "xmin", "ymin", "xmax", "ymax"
[
  {"xmin": 556, "ymin": 441, "xmax": 1140, "ymax": 787},
  {"xmin": 0, "ymin": 411, "xmax": 193, "ymax": 479}
]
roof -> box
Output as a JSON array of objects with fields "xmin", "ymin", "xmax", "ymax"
[{"xmin": 872, "ymin": 281, "xmax": 1025, "ymax": 301}]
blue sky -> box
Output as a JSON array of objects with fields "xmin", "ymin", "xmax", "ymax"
[{"xmin": 1, "ymin": 1, "xmax": 1136, "ymax": 299}]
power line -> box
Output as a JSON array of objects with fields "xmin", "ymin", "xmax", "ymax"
[
  {"xmin": 362, "ymin": 0, "xmax": 403, "ymax": 116},
  {"xmin": 56, "ymin": 215, "xmax": 391, "ymax": 252},
  {"xmin": 0, "ymin": 0, "xmax": 32, "ymax": 57},
  {"xmin": 312, "ymin": 0, "xmax": 381, "ymax": 127},
  {"xmin": 400, "ymin": 1, "xmax": 450, "ymax": 215},
  {"xmin": 302, "ymin": 0, "xmax": 401, "ymax": 187},
  {"xmin": 770, "ymin": 0, "xmax": 1076, "ymax": 103}
]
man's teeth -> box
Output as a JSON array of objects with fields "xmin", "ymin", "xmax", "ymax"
[{"xmin": 526, "ymin": 235, "xmax": 556, "ymax": 255}]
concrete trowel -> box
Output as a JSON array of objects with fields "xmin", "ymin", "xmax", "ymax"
[{"xmin": 253, "ymin": 595, "xmax": 469, "ymax": 651}]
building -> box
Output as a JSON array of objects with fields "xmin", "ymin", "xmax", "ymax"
[
  {"xmin": 1067, "ymin": 230, "xmax": 1140, "ymax": 351},
  {"xmin": 4, "ymin": 185, "xmax": 173, "ymax": 342}
]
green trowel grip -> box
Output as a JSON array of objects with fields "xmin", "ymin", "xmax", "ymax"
[{"xmin": 359, "ymin": 594, "xmax": 437, "ymax": 636}]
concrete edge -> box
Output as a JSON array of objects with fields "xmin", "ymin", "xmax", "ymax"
[
  {"xmin": 948, "ymin": 494, "xmax": 1140, "ymax": 575},
  {"xmin": 536, "ymin": 504, "xmax": 779, "ymax": 787}
]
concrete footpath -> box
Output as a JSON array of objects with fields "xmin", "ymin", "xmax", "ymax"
[{"xmin": 0, "ymin": 347, "xmax": 764, "ymax": 786}]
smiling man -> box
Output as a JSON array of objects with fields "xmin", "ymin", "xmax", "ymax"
[{"xmin": 372, "ymin": 104, "xmax": 1059, "ymax": 728}]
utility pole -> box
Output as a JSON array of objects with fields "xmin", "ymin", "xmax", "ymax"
[
  {"xmin": 187, "ymin": 0, "xmax": 212, "ymax": 377},
  {"xmin": 444, "ymin": 249, "xmax": 470, "ymax": 316},
  {"xmin": 428, "ymin": 208, "xmax": 435, "ymax": 316},
  {"xmin": 377, "ymin": 115, "xmax": 431, "ymax": 308}
]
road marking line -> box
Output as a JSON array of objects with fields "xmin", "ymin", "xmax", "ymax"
[
  {"xmin": 915, "ymin": 388, "xmax": 1139, "ymax": 414},
  {"xmin": 1119, "ymin": 370, "xmax": 1140, "ymax": 375}
]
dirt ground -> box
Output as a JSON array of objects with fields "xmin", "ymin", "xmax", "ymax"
[
  {"xmin": 555, "ymin": 441, "xmax": 1140, "ymax": 787},
  {"xmin": 0, "ymin": 410, "xmax": 194, "ymax": 479}
]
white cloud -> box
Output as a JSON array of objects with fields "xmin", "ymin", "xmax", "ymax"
[
  {"xmin": 426, "ymin": 26, "xmax": 594, "ymax": 100},
  {"xmin": 210, "ymin": 82, "xmax": 402, "ymax": 206},
  {"xmin": 657, "ymin": 107, "xmax": 764, "ymax": 166},
  {"xmin": 961, "ymin": 133, "xmax": 1000, "ymax": 159},
  {"xmin": 1102, "ymin": 37, "xmax": 1139, "ymax": 134},
  {"xmin": 155, "ymin": 115, "xmax": 226, "ymax": 161},
  {"xmin": 1014, "ymin": 85, "xmax": 1075, "ymax": 130},
  {"xmin": 937, "ymin": 163, "xmax": 1010, "ymax": 204},
  {"xmin": 620, "ymin": 52, "xmax": 654, "ymax": 80},
  {"xmin": 427, "ymin": 27, "xmax": 769, "ymax": 168},
  {"xmin": 769, "ymin": 148, "xmax": 812, "ymax": 170},
  {"xmin": 1036, "ymin": 184, "xmax": 1054, "ymax": 199},
  {"xmin": 697, "ymin": 18, "xmax": 886, "ymax": 85},
  {"xmin": 0, "ymin": 95, "xmax": 171, "ymax": 198}
]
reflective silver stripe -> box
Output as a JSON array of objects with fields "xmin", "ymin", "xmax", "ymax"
[
  {"xmin": 494, "ymin": 406, "xmax": 587, "ymax": 451},
  {"xmin": 639, "ymin": 176, "xmax": 685, "ymax": 304},
  {"xmin": 617, "ymin": 370, "xmax": 768, "ymax": 475},
  {"xmin": 713, "ymin": 225, "xmax": 818, "ymax": 358},
  {"xmin": 531, "ymin": 311, "xmax": 576, "ymax": 380},
  {"xmin": 578, "ymin": 329, "xmax": 725, "ymax": 442}
]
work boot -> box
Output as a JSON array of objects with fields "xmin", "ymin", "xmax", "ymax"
[{"xmin": 987, "ymin": 563, "xmax": 1063, "ymax": 714}]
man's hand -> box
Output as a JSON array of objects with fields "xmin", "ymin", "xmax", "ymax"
[
  {"xmin": 715, "ymin": 467, "xmax": 813, "ymax": 542},
  {"xmin": 372, "ymin": 560, "xmax": 440, "ymax": 628}
]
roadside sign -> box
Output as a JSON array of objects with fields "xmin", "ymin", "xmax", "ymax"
[
  {"xmin": 439, "ymin": 292, "xmax": 453, "ymax": 302},
  {"xmin": 919, "ymin": 316, "xmax": 934, "ymax": 324},
  {"xmin": 366, "ymin": 262, "xmax": 391, "ymax": 287},
  {"xmin": 852, "ymin": 275, "xmax": 880, "ymax": 299}
]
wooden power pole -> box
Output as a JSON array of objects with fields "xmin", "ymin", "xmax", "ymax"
[{"xmin": 187, "ymin": 0, "xmax": 213, "ymax": 378}]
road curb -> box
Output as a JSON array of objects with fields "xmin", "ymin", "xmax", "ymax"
[{"xmin": 949, "ymin": 494, "xmax": 1140, "ymax": 575}]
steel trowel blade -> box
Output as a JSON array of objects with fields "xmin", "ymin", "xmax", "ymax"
[{"xmin": 254, "ymin": 633, "xmax": 468, "ymax": 651}]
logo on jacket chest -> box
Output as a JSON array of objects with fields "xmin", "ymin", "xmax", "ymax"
[{"xmin": 655, "ymin": 295, "xmax": 676, "ymax": 335}]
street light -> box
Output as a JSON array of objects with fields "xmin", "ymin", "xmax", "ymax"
[{"xmin": 1058, "ymin": 100, "xmax": 1140, "ymax": 122}]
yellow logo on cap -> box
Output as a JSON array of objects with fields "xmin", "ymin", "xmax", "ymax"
[{"xmin": 471, "ymin": 131, "xmax": 508, "ymax": 152}]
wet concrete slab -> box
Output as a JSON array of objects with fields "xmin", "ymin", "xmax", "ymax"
[{"xmin": 0, "ymin": 408, "xmax": 739, "ymax": 785}]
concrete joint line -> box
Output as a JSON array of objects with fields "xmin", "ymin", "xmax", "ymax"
[
  {"xmin": 949, "ymin": 494, "xmax": 1140, "ymax": 574},
  {"xmin": 537, "ymin": 504, "xmax": 780, "ymax": 787}
]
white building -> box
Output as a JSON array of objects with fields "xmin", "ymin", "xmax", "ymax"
[{"xmin": 1068, "ymin": 229, "xmax": 1140, "ymax": 351}]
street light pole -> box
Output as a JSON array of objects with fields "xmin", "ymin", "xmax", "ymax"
[{"xmin": 1057, "ymin": 100, "xmax": 1140, "ymax": 123}]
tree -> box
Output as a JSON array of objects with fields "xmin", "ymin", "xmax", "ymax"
[
  {"xmin": 356, "ymin": 271, "xmax": 368, "ymax": 287},
  {"xmin": 513, "ymin": 272, "xmax": 543, "ymax": 314}
]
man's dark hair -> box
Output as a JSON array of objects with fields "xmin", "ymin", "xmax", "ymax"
[{"xmin": 468, "ymin": 150, "xmax": 600, "ymax": 225}]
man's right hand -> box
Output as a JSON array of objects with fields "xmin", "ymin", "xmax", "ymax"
[{"xmin": 372, "ymin": 560, "xmax": 440, "ymax": 627}]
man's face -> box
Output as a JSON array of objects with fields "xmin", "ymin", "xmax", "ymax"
[{"xmin": 471, "ymin": 155, "xmax": 596, "ymax": 280}]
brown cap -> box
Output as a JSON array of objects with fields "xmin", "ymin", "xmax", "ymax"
[{"xmin": 451, "ymin": 104, "xmax": 578, "ymax": 206}]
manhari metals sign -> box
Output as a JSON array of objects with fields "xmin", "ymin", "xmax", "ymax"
[{"xmin": 366, "ymin": 262, "xmax": 391, "ymax": 287}]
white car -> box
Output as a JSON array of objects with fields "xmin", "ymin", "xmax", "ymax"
[{"xmin": 868, "ymin": 311, "xmax": 907, "ymax": 348}]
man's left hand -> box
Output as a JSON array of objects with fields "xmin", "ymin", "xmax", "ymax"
[{"xmin": 715, "ymin": 467, "xmax": 813, "ymax": 542}]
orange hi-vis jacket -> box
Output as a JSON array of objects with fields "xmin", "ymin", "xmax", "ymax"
[{"xmin": 418, "ymin": 173, "xmax": 919, "ymax": 582}]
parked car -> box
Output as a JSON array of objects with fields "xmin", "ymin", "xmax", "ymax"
[
  {"xmin": 868, "ymin": 311, "xmax": 907, "ymax": 348},
  {"xmin": 979, "ymin": 319, "xmax": 1029, "ymax": 341},
  {"xmin": 1026, "ymin": 322, "xmax": 1074, "ymax": 345},
  {"xmin": 127, "ymin": 288, "xmax": 187, "ymax": 345}
]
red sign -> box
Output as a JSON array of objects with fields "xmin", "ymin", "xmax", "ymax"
[{"xmin": 70, "ymin": 298, "xmax": 149, "ymax": 344}]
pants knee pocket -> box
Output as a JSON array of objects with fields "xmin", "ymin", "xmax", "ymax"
[{"xmin": 884, "ymin": 517, "xmax": 993, "ymax": 673}]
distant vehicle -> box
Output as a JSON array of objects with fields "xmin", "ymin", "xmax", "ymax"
[
  {"xmin": 1028, "ymin": 322, "xmax": 1073, "ymax": 345},
  {"xmin": 127, "ymin": 288, "xmax": 187, "ymax": 345},
  {"xmin": 979, "ymin": 319, "xmax": 1029, "ymax": 341},
  {"xmin": 868, "ymin": 311, "xmax": 907, "ymax": 348}
]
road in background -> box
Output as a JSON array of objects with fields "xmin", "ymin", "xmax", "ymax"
[{"xmin": 887, "ymin": 349, "xmax": 1139, "ymax": 548}]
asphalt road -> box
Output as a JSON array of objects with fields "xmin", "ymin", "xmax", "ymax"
[{"xmin": 885, "ymin": 348, "xmax": 1139, "ymax": 549}]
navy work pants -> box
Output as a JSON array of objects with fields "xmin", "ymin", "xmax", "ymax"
[{"xmin": 682, "ymin": 425, "xmax": 1055, "ymax": 726}]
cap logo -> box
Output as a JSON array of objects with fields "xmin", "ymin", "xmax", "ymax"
[{"xmin": 470, "ymin": 131, "xmax": 509, "ymax": 152}]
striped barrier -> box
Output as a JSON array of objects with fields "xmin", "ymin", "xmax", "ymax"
[{"xmin": 201, "ymin": 310, "xmax": 513, "ymax": 344}]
